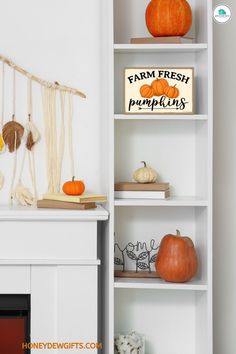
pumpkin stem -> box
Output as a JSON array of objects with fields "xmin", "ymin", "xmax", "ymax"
[
  {"xmin": 72, "ymin": 176, "xmax": 75, "ymax": 182},
  {"xmin": 141, "ymin": 161, "xmax": 147, "ymax": 167},
  {"xmin": 176, "ymin": 230, "xmax": 181, "ymax": 236}
]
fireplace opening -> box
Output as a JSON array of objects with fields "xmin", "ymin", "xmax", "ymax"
[{"xmin": 0, "ymin": 295, "xmax": 30, "ymax": 354}]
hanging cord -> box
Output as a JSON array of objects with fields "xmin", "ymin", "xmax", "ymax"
[
  {"xmin": 57, "ymin": 90, "xmax": 66, "ymax": 191},
  {"xmin": 27, "ymin": 78, "xmax": 38, "ymax": 200},
  {"xmin": 9, "ymin": 131, "xmax": 17, "ymax": 205},
  {"xmin": 9, "ymin": 70, "xmax": 17, "ymax": 204},
  {"xmin": 41, "ymin": 86, "xmax": 58, "ymax": 193},
  {"xmin": 12, "ymin": 68, "xmax": 16, "ymax": 121},
  {"xmin": 0, "ymin": 62, "xmax": 4, "ymax": 130},
  {"xmin": 68, "ymin": 93, "xmax": 75, "ymax": 178},
  {"xmin": 0, "ymin": 61, "xmax": 5, "ymax": 155}
]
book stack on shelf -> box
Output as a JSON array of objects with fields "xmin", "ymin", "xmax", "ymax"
[
  {"xmin": 115, "ymin": 182, "xmax": 170, "ymax": 200},
  {"xmin": 130, "ymin": 36, "xmax": 194, "ymax": 44},
  {"xmin": 37, "ymin": 193, "xmax": 107, "ymax": 210}
]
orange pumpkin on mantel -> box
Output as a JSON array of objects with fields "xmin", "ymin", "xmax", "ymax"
[
  {"xmin": 63, "ymin": 177, "xmax": 85, "ymax": 196},
  {"xmin": 145, "ymin": 0, "xmax": 192, "ymax": 37},
  {"xmin": 155, "ymin": 230, "xmax": 198, "ymax": 283}
]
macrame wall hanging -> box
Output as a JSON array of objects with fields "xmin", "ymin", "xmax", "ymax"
[
  {"xmin": 0, "ymin": 63, "xmax": 5, "ymax": 190},
  {"xmin": 0, "ymin": 54, "xmax": 86, "ymax": 205}
]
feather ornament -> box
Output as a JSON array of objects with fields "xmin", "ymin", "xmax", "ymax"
[
  {"xmin": 0, "ymin": 133, "xmax": 5, "ymax": 153},
  {"xmin": 2, "ymin": 120, "xmax": 24, "ymax": 152},
  {"xmin": 13, "ymin": 181, "xmax": 34, "ymax": 206},
  {"xmin": 23, "ymin": 120, "xmax": 40, "ymax": 151}
]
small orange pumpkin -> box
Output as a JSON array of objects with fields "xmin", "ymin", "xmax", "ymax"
[
  {"xmin": 155, "ymin": 230, "xmax": 198, "ymax": 283},
  {"xmin": 164, "ymin": 85, "xmax": 180, "ymax": 98},
  {"xmin": 151, "ymin": 79, "xmax": 169, "ymax": 96},
  {"xmin": 145, "ymin": 0, "xmax": 192, "ymax": 37},
  {"xmin": 62, "ymin": 177, "xmax": 85, "ymax": 196},
  {"xmin": 140, "ymin": 84, "xmax": 154, "ymax": 98}
]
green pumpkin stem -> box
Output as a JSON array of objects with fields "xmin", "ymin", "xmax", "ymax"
[
  {"xmin": 176, "ymin": 230, "xmax": 181, "ymax": 236},
  {"xmin": 141, "ymin": 161, "xmax": 147, "ymax": 167},
  {"xmin": 72, "ymin": 176, "xmax": 75, "ymax": 182}
]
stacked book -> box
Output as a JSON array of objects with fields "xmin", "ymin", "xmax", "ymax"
[
  {"xmin": 37, "ymin": 193, "xmax": 107, "ymax": 210},
  {"xmin": 130, "ymin": 36, "xmax": 193, "ymax": 44},
  {"xmin": 115, "ymin": 182, "xmax": 170, "ymax": 200}
]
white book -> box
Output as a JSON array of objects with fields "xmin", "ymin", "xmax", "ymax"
[{"xmin": 115, "ymin": 190, "xmax": 170, "ymax": 200}]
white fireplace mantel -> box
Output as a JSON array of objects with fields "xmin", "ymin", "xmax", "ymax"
[{"xmin": 0, "ymin": 205, "xmax": 109, "ymax": 353}]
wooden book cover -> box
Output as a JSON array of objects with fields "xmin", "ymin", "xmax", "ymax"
[
  {"xmin": 130, "ymin": 36, "xmax": 193, "ymax": 44},
  {"xmin": 43, "ymin": 193, "xmax": 107, "ymax": 204},
  {"xmin": 37, "ymin": 199, "xmax": 97, "ymax": 210},
  {"xmin": 115, "ymin": 182, "xmax": 169, "ymax": 191}
]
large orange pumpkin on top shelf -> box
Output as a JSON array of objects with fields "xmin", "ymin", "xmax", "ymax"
[
  {"xmin": 146, "ymin": 0, "xmax": 192, "ymax": 37},
  {"xmin": 155, "ymin": 230, "xmax": 198, "ymax": 283}
]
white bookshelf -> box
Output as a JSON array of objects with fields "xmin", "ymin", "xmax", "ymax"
[{"xmin": 102, "ymin": 0, "xmax": 213, "ymax": 353}]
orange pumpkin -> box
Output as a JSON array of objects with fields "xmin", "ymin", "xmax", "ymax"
[
  {"xmin": 62, "ymin": 177, "xmax": 85, "ymax": 196},
  {"xmin": 140, "ymin": 84, "xmax": 154, "ymax": 98},
  {"xmin": 164, "ymin": 85, "xmax": 180, "ymax": 98},
  {"xmin": 145, "ymin": 0, "xmax": 192, "ymax": 37},
  {"xmin": 155, "ymin": 230, "xmax": 198, "ymax": 283},
  {"xmin": 151, "ymin": 78, "xmax": 169, "ymax": 96}
]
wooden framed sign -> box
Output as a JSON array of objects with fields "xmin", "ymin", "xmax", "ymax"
[{"xmin": 124, "ymin": 67, "xmax": 194, "ymax": 114}]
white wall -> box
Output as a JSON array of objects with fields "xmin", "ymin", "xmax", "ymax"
[
  {"xmin": 0, "ymin": 0, "xmax": 105, "ymax": 204},
  {"xmin": 213, "ymin": 2, "xmax": 236, "ymax": 353}
]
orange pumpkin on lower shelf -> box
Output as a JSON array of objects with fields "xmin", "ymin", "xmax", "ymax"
[
  {"xmin": 62, "ymin": 177, "xmax": 85, "ymax": 196},
  {"xmin": 155, "ymin": 230, "xmax": 198, "ymax": 283}
]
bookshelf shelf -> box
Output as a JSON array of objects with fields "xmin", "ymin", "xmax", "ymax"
[
  {"xmin": 114, "ymin": 278, "xmax": 208, "ymax": 291},
  {"xmin": 114, "ymin": 43, "xmax": 208, "ymax": 53},
  {"xmin": 114, "ymin": 197, "xmax": 208, "ymax": 207},
  {"xmin": 115, "ymin": 114, "xmax": 208, "ymax": 121}
]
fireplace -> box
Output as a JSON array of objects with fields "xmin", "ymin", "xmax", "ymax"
[{"xmin": 0, "ymin": 295, "xmax": 30, "ymax": 354}]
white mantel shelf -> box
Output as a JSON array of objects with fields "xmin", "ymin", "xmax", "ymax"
[
  {"xmin": 0, "ymin": 205, "xmax": 109, "ymax": 221},
  {"xmin": 0, "ymin": 259, "xmax": 101, "ymax": 265}
]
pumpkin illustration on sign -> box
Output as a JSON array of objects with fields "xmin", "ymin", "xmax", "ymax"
[
  {"xmin": 151, "ymin": 78, "xmax": 168, "ymax": 96},
  {"xmin": 140, "ymin": 79, "xmax": 180, "ymax": 99},
  {"xmin": 133, "ymin": 161, "xmax": 157, "ymax": 183},
  {"xmin": 140, "ymin": 84, "xmax": 154, "ymax": 98},
  {"xmin": 63, "ymin": 177, "xmax": 85, "ymax": 196},
  {"xmin": 155, "ymin": 230, "xmax": 198, "ymax": 283},
  {"xmin": 145, "ymin": 0, "xmax": 192, "ymax": 37},
  {"xmin": 164, "ymin": 84, "xmax": 180, "ymax": 98}
]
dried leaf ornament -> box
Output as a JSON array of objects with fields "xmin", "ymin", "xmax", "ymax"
[
  {"xmin": 0, "ymin": 170, "xmax": 4, "ymax": 190},
  {"xmin": 13, "ymin": 180, "xmax": 34, "ymax": 206},
  {"xmin": 0, "ymin": 133, "xmax": 5, "ymax": 153},
  {"xmin": 23, "ymin": 118, "xmax": 40, "ymax": 151},
  {"xmin": 2, "ymin": 119, "xmax": 24, "ymax": 153}
]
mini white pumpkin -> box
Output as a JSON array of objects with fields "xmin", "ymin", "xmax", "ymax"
[{"xmin": 133, "ymin": 161, "xmax": 157, "ymax": 183}]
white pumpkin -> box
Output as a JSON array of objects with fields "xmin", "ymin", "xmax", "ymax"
[{"xmin": 133, "ymin": 161, "xmax": 157, "ymax": 183}]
